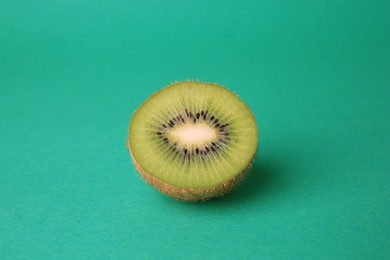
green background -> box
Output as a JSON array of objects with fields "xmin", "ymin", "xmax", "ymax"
[{"xmin": 1, "ymin": 0, "xmax": 389, "ymax": 258}]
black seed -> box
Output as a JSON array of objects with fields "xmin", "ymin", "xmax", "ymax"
[
  {"xmin": 210, "ymin": 116, "xmax": 215, "ymax": 121},
  {"xmin": 162, "ymin": 124, "xmax": 167, "ymax": 128},
  {"xmin": 196, "ymin": 148, "xmax": 199, "ymax": 154},
  {"xmin": 211, "ymin": 146, "xmax": 216, "ymax": 152},
  {"xmin": 205, "ymin": 147, "xmax": 210, "ymax": 153},
  {"xmin": 211, "ymin": 142, "xmax": 216, "ymax": 146},
  {"xmin": 196, "ymin": 113, "xmax": 200, "ymax": 119},
  {"xmin": 214, "ymin": 119, "xmax": 219, "ymax": 124},
  {"xmin": 169, "ymin": 120, "xmax": 174, "ymax": 125},
  {"xmin": 184, "ymin": 149, "xmax": 188, "ymax": 155},
  {"xmin": 193, "ymin": 117, "xmax": 196, "ymax": 123},
  {"xmin": 215, "ymin": 123, "xmax": 220, "ymax": 127},
  {"xmin": 201, "ymin": 111, "xmax": 204, "ymax": 116},
  {"xmin": 189, "ymin": 112, "xmax": 194, "ymax": 118},
  {"xmin": 203, "ymin": 114, "xmax": 207, "ymax": 120},
  {"xmin": 156, "ymin": 132, "xmax": 162, "ymax": 135},
  {"xmin": 163, "ymin": 138, "xmax": 168, "ymax": 143}
]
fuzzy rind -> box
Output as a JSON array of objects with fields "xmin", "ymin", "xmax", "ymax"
[{"xmin": 129, "ymin": 145, "xmax": 255, "ymax": 202}]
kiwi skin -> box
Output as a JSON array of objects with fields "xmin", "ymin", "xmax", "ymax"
[
  {"xmin": 129, "ymin": 145, "xmax": 256, "ymax": 202},
  {"xmin": 128, "ymin": 81, "xmax": 258, "ymax": 202}
]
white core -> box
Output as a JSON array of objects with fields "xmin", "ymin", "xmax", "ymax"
[{"xmin": 171, "ymin": 123, "xmax": 217, "ymax": 146}]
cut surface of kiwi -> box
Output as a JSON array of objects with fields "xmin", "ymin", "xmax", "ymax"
[{"xmin": 128, "ymin": 82, "xmax": 258, "ymax": 201}]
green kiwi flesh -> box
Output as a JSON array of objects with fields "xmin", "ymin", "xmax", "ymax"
[{"xmin": 128, "ymin": 82, "xmax": 258, "ymax": 201}]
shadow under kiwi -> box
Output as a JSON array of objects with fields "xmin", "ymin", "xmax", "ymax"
[
  {"xmin": 159, "ymin": 155, "xmax": 291, "ymax": 207},
  {"xmin": 209, "ymin": 158, "xmax": 287, "ymax": 205}
]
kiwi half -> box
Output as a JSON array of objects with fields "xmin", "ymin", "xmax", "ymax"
[{"xmin": 128, "ymin": 81, "xmax": 258, "ymax": 201}]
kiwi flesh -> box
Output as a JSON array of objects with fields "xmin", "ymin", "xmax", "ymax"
[{"xmin": 128, "ymin": 81, "xmax": 258, "ymax": 201}]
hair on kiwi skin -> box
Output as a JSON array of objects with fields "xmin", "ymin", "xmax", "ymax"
[
  {"xmin": 128, "ymin": 81, "xmax": 258, "ymax": 202},
  {"xmin": 129, "ymin": 146, "xmax": 256, "ymax": 201}
]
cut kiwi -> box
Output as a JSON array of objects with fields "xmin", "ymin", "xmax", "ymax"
[{"xmin": 128, "ymin": 81, "xmax": 258, "ymax": 201}]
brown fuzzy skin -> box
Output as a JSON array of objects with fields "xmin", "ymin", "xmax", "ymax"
[{"xmin": 128, "ymin": 143, "xmax": 256, "ymax": 202}]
